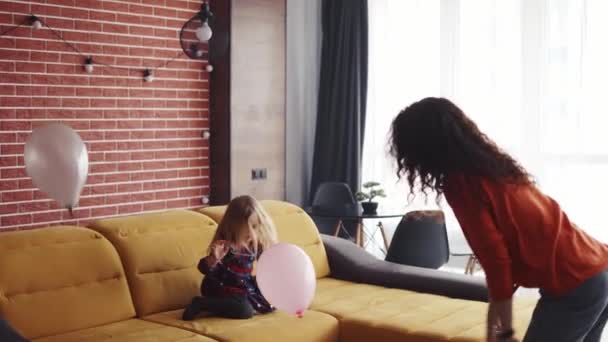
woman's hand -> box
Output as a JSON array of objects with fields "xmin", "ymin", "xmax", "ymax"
[
  {"xmin": 488, "ymin": 325, "xmax": 518, "ymax": 342},
  {"xmin": 492, "ymin": 332, "xmax": 519, "ymax": 342},
  {"xmin": 487, "ymin": 299, "xmax": 516, "ymax": 342}
]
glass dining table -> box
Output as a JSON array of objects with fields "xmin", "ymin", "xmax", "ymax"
[{"xmin": 305, "ymin": 206, "xmax": 404, "ymax": 255}]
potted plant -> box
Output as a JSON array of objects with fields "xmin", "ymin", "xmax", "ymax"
[{"xmin": 355, "ymin": 181, "xmax": 386, "ymax": 214}]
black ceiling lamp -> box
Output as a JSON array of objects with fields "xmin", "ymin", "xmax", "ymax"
[{"xmin": 180, "ymin": 1, "xmax": 213, "ymax": 60}]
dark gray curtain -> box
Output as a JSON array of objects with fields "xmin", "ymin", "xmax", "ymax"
[{"xmin": 310, "ymin": 0, "xmax": 368, "ymax": 202}]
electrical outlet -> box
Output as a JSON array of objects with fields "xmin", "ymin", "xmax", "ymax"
[{"xmin": 251, "ymin": 168, "xmax": 267, "ymax": 180}]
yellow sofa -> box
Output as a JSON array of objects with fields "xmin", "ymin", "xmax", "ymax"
[
  {"xmin": 0, "ymin": 225, "xmax": 212, "ymax": 342},
  {"xmin": 0, "ymin": 200, "xmax": 535, "ymax": 341}
]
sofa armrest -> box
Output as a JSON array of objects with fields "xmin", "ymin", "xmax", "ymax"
[{"xmin": 321, "ymin": 235, "xmax": 489, "ymax": 302}]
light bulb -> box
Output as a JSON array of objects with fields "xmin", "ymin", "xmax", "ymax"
[
  {"xmin": 189, "ymin": 44, "xmax": 204, "ymax": 58},
  {"xmin": 201, "ymin": 196, "xmax": 210, "ymax": 205},
  {"xmin": 143, "ymin": 69, "xmax": 154, "ymax": 82},
  {"xmin": 201, "ymin": 130, "xmax": 210, "ymax": 139},
  {"xmin": 30, "ymin": 16, "xmax": 42, "ymax": 30},
  {"xmin": 84, "ymin": 57, "xmax": 93, "ymax": 73},
  {"xmin": 205, "ymin": 64, "xmax": 213, "ymax": 72},
  {"xmin": 195, "ymin": 21, "xmax": 213, "ymax": 42}
]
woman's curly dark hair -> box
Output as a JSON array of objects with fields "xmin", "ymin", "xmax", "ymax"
[{"xmin": 389, "ymin": 97, "xmax": 532, "ymax": 199}]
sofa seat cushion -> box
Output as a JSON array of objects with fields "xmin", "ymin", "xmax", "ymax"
[
  {"xmin": 32, "ymin": 319, "xmax": 216, "ymax": 342},
  {"xmin": 143, "ymin": 309, "xmax": 339, "ymax": 342},
  {"xmin": 312, "ymin": 278, "xmax": 536, "ymax": 341}
]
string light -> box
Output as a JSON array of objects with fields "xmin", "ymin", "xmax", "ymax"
[
  {"xmin": 29, "ymin": 15, "xmax": 42, "ymax": 30},
  {"xmin": 205, "ymin": 64, "xmax": 214, "ymax": 72},
  {"xmin": 189, "ymin": 44, "xmax": 204, "ymax": 58},
  {"xmin": 0, "ymin": 15, "xmax": 200, "ymax": 80},
  {"xmin": 83, "ymin": 57, "xmax": 93, "ymax": 73},
  {"xmin": 143, "ymin": 69, "xmax": 154, "ymax": 82}
]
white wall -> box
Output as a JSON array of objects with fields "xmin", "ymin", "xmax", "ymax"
[{"xmin": 231, "ymin": 0, "xmax": 286, "ymax": 200}]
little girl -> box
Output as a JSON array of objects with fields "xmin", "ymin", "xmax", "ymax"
[{"xmin": 183, "ymin": 195, "xmax": 278, "ymax": 320}]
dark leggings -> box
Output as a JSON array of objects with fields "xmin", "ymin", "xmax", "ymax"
[
  {"xmin": 523, "ymin": 269, "xmax": 608, "ymax": 342},
  {"xmin": 185, "ymin": 295, "xmax": 254, "ymax": 320}
]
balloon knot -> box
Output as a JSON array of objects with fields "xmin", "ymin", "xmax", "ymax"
[{"xmin": 296, "ymin": 310, "xmax": 303, "ymax": 318}]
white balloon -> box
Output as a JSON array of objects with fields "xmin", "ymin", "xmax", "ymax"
[{"xmin": 24, "ymin": 124, "xmax": 88, "ymax": 210}]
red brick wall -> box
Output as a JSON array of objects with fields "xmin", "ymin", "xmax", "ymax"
[{"xmin": 0, "ymin": 0, "xmax": 210, "ymax": 230}]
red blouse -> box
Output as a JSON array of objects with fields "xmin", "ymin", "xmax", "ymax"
[{"xmin": 444, "ymin": 173, "xmax": 608, "ymax": 300}]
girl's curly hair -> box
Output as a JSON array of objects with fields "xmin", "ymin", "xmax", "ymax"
[{"xmin": 389, "ymin": 97, "xmax": 532, "ymax": 199}]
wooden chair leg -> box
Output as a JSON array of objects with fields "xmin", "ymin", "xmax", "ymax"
[
  {"xmin": 465, "ymin": 256, "xmax": 474, "ymax": 275},
  {"xmin": 471, "ymin": 255, "xmax": 479, "ymax": 274},
  {"xmin": 333, "ymin": 220, "xmax": 342, "ymax": 237},
  {"xmin": 378, "ymin": 221, "xmax": 389, "ymax": 252},
  {"xmin": 356, "ymin": 221, "xmax": 363, "ymax": 247}
]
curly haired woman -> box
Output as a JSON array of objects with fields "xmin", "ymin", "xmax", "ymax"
[{"xmin": 389, "ymin": 97, "xmax": 608, "ymax": 342}]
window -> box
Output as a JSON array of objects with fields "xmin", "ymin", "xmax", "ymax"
[{"xmin": 364, "ymin": 0, "xmax": 608, "ymax": 247}]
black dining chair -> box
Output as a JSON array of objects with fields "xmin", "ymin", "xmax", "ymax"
[
  {"xmin": 385, "ymin": 210, "xmax": 480, "ymax": 273},
  {"xmin": 310, "ymin": 182, "xmax": 359, "ymax": 239},
  {"xmin": 385, "ymin": 210, "xmax": 450, "ymax": 269}
]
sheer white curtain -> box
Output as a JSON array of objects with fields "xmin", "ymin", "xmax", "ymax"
[
  {"xmin": 364, "ymin": 0, "xmax": 608, "ymax": 251},
  {"xmin": 285, "ymin": 0, "xmax": 322, "ymax": 206}
]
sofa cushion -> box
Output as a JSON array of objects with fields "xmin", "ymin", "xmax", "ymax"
[
  {"xmin": 198, "ymin": 200, "xmax": 331, "ymax": 278},
  {"xmin": 0, "ymin": 226, "xmax": 135, "ymax": 339},
  {"xmin": 143, "ymin": 309, "xmax": 339, "ymax": 342},
  {"xmin": 89, "ymin": 210, "xmax": 218, "ymax": 317},
  {"xmin": 312, "ymin": 278, "xmax": 536, "ymax": 341},
  {"xmin": 32, "ymin": 319, "xmax": 215, "ymax": 342}
]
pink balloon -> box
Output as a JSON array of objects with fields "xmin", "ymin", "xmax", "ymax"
[
  {"xmin": 256, "ymin": 243, "xmax": 316, "ymax": 317},
  {"xmin": 24, "ymin": 124, "xmax": 88, "ymax": 210}
]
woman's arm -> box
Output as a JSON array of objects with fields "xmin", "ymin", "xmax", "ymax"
[
  {"xmin": 448, "ymin": 182, "xmax": 514, "ymax": 298},
  {"xmin": 445, "ymin": 176, "xmax": 515, "ymax": 340}
]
